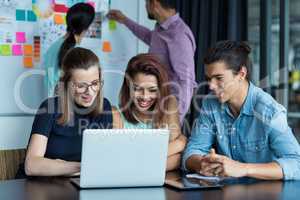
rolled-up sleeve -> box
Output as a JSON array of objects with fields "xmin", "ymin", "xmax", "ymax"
[
  {"xmin": 268, "ymin": 110, "xmax": 300, "ymax": 180},
  {"xmin": 182, "ymin": 103, "xmax": 216, "ymax": 171}
]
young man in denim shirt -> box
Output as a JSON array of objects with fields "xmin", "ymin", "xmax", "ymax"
[{"xmin": 183, "ymin": 41, "xmax": 300, "ymax": 180}]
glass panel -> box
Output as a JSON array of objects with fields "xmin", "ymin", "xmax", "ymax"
[
  {"xmin": 248, "ymin": 0, "xmax": 299, "ymax": 141},
  {"xmin": 248, "ymin": 0, "xmax": 260, "ymax": 86},
  {"xmin": 271, "ymin": 0, "xmax": 280, "ymax": 90},
  {"xmin": 288, "ymin": 0, "xmax": 300, "ymax": 140}
]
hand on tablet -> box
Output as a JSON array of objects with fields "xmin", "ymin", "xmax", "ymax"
[
  {"xmin": 198, "ymin": 149, "xmax": 223, "ymax": 176},
  {"xmin": 207, "ymin": 152, "xmax": 248, "ymax": 178},
  {"xmin": 199, "ymin": 149, "xmax": 247, "ymax": 178}
]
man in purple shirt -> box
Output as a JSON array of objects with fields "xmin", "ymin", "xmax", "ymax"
[{"xmin": 108, "ymin": 0, "xmax": 197, "ymax": 124}]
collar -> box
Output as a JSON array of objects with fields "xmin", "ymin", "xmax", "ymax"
[
  {"xmin": 240, "ymin": 82, "xmax": 255, "ymax": 116},
  {"xmin": 159, "ymin": 13, "xmax": 179, "ymax": 30},
  {"xmin": 224, "ymin": 82, "xmax": 255, "ymax": 117}
]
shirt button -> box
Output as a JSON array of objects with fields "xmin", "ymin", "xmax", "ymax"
[{"xmin": 232, "ymin": 145, "xmax": 236, "ymax": 149}]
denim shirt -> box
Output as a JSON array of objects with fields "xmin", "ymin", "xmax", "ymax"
[{"xmin": 183, "ymin": 82, "xmax": 300, "ymax": 180}]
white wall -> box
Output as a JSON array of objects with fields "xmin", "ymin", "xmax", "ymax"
[
  {"xmin": 0, "ymin": 116, "xmax": 33, "ymax": 150},
  {"xmin": 137, "ymin": 0, "xmax": 155, "ymax": 53},
  {"xmin": 100, "ymin": 0, "xmax": 139, "ymax": 105},
  {"xmin": 0, "ymin": 0, "xmax": 155, "ymax": 150}
]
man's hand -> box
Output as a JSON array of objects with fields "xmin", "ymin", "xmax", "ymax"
[
  {"xmin": 107, "ymin": 10, "xmax": 127, "ymax": 24},
  {"xmin": 208, "ymin": 153, "xmax": 248, "ymax": 178},
  {"xmin": 198, "ymin": 149, "xmax": 223, "ymax": 176}
]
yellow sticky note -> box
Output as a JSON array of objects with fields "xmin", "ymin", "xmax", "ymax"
[
  {"xmin": 23, "ymin": 57, "xmax": 33, "ymax": 68},
  {"xmin": 23, "ymin": 44, "xmax": 33, "ymax": 56},
  {"xmin": 54, "ymin": 14, "xmax": 64, "ymax": 25},
  {"xmin": 102, "ymin": 41, "xmax": 112, "ymax": 53},
  {"xmin": 109, "ymin": 20, "xmax": 117, "ymax": 31},
  {"xmin": 0, "ymin": 44, "xmax": 12, "ymax": 56}
]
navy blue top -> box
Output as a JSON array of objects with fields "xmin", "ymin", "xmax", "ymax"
[
  {"xmin": 16, "ymin": 97, "xmax": 113, "ymax": 178},
  {"xmin": 31, "ymin": 97, "xmax": 113, "ymax": 161}
]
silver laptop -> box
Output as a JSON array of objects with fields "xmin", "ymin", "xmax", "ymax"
[
  {"xmin": 71, "ymin": 129, "xmax": 169, "ymax": 188},
  {"xmin": 80, "ymin": 187, "xmax": 165, "ymax": 200}
]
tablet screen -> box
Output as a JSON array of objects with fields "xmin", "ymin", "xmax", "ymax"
[{"xmin": 165, "ymin": 175, "xmax": 223, "ymax": 190}]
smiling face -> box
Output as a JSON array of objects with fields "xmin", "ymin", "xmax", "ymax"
[
  {"xmin": 205, "ymin": 61, "xmax": 245, "ymax": 103},
  {"xmin": 70, "ymin": 65, "xmax": 101, "ymax": 107},
  {"xmin": 131, "ymin": 73, "xmax": 159, "ymax": 113}
]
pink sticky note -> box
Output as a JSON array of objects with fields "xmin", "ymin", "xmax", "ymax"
[
  {"xmin": 12, "ymin": 44, "xmax": 23, "ymax": 56},
  {"xmin": 16, "ymin": 32, "xmax": 26, "ymax": 43},
  {"xmin": 87, "ymin": 1, "xmax": 95, "ymax": 8}
]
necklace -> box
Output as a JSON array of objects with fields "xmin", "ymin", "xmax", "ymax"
[{"xmin": 132, "ymin": 111, "xmax": 153, "ymax": 124}]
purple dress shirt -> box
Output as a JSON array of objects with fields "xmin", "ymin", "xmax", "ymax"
[{"xmin": 124, "ymin": 14, "xmax": 197, "ymax": 124}]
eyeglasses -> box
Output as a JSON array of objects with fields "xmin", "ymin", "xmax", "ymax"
[{"xmin": 72, "ymin": 80, "xmax": 104, "ymax": 94}]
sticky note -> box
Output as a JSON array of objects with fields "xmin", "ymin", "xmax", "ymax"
[
  {"xmin": 16, "ymin": 32, "xmax": 26, "ymax": 43},
  {"xmin": 102, "ymin": 41, "xmax": 112, "ymax": 52},
  {"xmin": 27, "ymin": 10, "xmax": 37, "ymax": 22},
  {"xmin": 23, "ymin": 45, "xmax": 33, "ymax": 56},
  {"xmin": 109, "ymin": 20, "xmax": 117, "ymax": 31},
  {"xmin": 54, "ymin": 4, "xmax": 69, "ymax": 13},
  {"xmin": 34, "ymin": 36, "xmax": 41, "ymax": 61},
  {"xmin": 16, "ymin": 9, "xmax": 26, "ymax": 21},
  {"xmin": 12, "ymin": 44, "xmax": 23, "ymax": 56},
  {"xmin": 0, "ymin": 45, "xmax": 11, "ymax": 56},
  {"xmin": 34, "ymin": 56, "xmax": 40, "ymax": 62},
  {"xmin": 34, "ymin": 36, "xmax": 41, "ymax": 44},
  {"xmin": 23, "ymin": 57, "xmax": 33, "ymax": 68},
  {"xmin": 63, "ymin": 15, "xmax": 66, "ymax": 24},
  {"xmin": 54, "ymin": 14, "xmax": 65, "ymax": 25},
  {"xmin": 87, "ymin": 1, "xmax": 96, "ymax": 8},
  {"xmin": 34, "ymin": 51, "xmax": 40, "ymax": 60}
]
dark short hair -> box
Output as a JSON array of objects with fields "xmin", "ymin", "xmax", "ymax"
[
  {"xmin": 152, "ymin": 0, "xmax": 176, "ymax": 9},
  {"xmin": 204, "ymin": 40, "xmax": 252, "ymax": 80}
]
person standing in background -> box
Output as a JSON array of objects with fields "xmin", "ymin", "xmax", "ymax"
[
  {"xmin": 44, "ymin": 3, "xmax": 95, "ymax": 96},
  {"xmin": 108, "ymin": 0, "xmax": 197, "ymax": 124}
]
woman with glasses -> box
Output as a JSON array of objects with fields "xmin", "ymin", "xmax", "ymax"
[
  {"xmin": 114, "ymin": 53, "xmax": 187, "ymax": 171},
  {"xmin": 44, "ymin": 2, "xmax": 95, "ymax": 97},
  {"xmin": 16, "ymin": 47, "xmax": 117, "ymax": 178}
]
